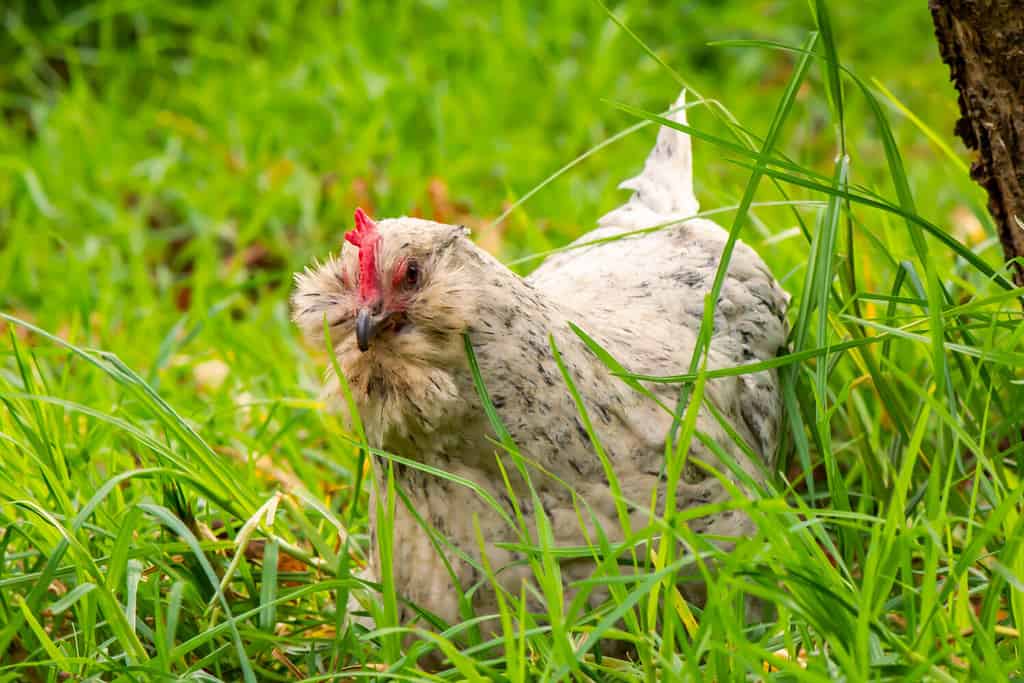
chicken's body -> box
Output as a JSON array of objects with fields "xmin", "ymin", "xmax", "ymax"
[{"xmin": 292, "ymin": 91, "xmax": 787, "ymax": 633}]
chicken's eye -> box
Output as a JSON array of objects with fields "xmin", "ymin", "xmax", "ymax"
[{"xmin": 404, "ymin": 260, "xmax": 420, "ymax": 288}]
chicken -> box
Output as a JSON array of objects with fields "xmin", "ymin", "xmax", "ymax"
[{"xmin": 291, "ymin": 90, "xmax": 788, "ymax": 637}]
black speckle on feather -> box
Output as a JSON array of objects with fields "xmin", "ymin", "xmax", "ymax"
[
  {"xmin": 671, "ymin": 269, "xmax": 706, "ymax": 288},
  {"xmin": 574, "ymin": 417, "xmax": 589, "ymax": 443}
]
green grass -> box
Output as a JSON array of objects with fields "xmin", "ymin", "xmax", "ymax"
[{"xmin": 2, "ymin": 0, "xmax": 1024, "ymax": 680}]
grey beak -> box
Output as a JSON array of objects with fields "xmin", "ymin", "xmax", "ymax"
[{"xmin": 355, "ymin": 308, "xmax": 377, "ymax": 352}]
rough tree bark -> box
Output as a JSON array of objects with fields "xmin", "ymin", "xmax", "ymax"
[{"xmin": 930, "ymin": 0, "xmax": 1024, "ymax": 288}]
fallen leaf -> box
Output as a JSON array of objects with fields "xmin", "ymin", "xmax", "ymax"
[
  {"xmin": 950, "ymin": 205, "xmax": 986, "ymax": 246},
  {"xmin": 194, "ymin": 359, "xmax": 230, "ymax": 391}
]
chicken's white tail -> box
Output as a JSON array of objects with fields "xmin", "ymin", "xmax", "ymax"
[{"xmin": 599, "ymin": 90, "xmax": 699, "ymax": 228}]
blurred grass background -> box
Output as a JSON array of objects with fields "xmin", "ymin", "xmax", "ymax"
[
  {"xmin": 1, "ymin": 0, "xmax": 978, "ymax": 350},
  {"xmin": 3, "ymin": 0, "xmax": 1020, "ymax": 680}
]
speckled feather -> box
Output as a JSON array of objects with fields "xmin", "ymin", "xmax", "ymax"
[{"xmin": 292, "ymin": 90, "xmax": 788, "ymax": 635}]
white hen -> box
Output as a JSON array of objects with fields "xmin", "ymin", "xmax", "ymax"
[{"xmin": 292, "ymin": 89, "xmax": 788, "ymax": 641}]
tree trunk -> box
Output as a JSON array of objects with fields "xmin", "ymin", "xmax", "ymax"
[{"xmin": 930, "ymin": 0, "xmax": 1024, "ymax": 288}]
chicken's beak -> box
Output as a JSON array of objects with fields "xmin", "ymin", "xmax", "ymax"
[{"xmin": 355, "ymin": 307, "xmax": 386, "ymax": 352}]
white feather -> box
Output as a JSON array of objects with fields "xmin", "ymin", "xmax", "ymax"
[{"xmin": 601, "ymin": 89, "xmax": 699, "ymax": 228}]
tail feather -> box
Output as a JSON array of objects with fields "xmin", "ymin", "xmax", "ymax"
[
  {"xmin": 527, "ymin": 90, "xmax": 703, "ymax": 281},
  {"xmin": 599, "ymin": 90, "xmax": 699, "ymax": 228}
]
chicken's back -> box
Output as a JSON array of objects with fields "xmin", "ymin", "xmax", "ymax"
[{"xmin": 527, "ymin": 92, "xmax": 788, "ymax": 461}]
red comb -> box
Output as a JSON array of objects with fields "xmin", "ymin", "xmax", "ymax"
[{"xmin": 344, "ymin": 208, "xmax": 381, "ymax": 302}]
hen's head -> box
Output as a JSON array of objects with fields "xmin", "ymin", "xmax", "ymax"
[{"xmin": 292, "ymin": 209, "xmax": 478, "ymax": 435}]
